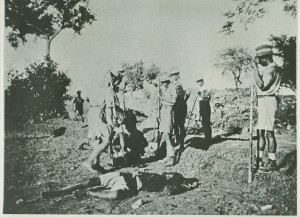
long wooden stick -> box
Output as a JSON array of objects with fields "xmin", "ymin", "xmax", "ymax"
[
  {"xmin": 185, "ymin": 94, "xmax": 198, "ymax": 132},
  {"xmin": 157, "ymin": 78, "xmax": 161, "ymax": 147},
  {"xmin": 248, "ymin": 75, "xmax": 254, "ymax": 183}
]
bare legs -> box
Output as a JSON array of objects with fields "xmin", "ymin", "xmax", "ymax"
[
  {"xmin": 257, "ymin": 129, "xmax": 277, "ymax": 157},
  {"xmin": 41, "ymin": 177, "xmax": 101, "ymax": 198},
  {"xmin": 256, "ymin": 129, "xmax": 278, "ymax": 172},
  {"xmin": 82, "ymin": 137, "xmax": 111, "ymax": 173}
]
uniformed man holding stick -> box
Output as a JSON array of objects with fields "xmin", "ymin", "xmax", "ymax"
[{"xmin": 195, "ymin": 75, "xmax": 212, "ymax": 145}]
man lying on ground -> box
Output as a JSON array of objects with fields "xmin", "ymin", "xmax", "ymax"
[{"xmin": 41, "ymin": 171, "xmax": 198, "ymax": 200}]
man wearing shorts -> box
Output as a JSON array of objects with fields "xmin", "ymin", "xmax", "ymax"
[
  {"xmin": 82, "ymin": 72, "xmax": 125, "ymax": 173},
  {"xmin": 252, "ymin": 44, "xmax": 281, "ymax": 173}
]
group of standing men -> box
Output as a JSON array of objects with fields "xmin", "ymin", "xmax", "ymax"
[
  {"xmin": 43, "ymin": 44, "xmax": 282, "ymax": 202},
  {"xmin": 157, "ymin": 67, "xmax": 212, "ymax": 166},
  {"xmin": 80, "ymin": 43, "xmax": 281, "ymax": 174}
]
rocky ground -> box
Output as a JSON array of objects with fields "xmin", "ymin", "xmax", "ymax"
[{"xmin": 3, "ymin": 90, "xmax": 297, "ymax": 215}]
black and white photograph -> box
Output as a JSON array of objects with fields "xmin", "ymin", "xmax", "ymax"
[{"xmin": 2, "ymin": 0, "xmax": 297, "ymax": 215}]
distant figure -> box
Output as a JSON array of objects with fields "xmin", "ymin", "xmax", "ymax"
[
  {"xmin": 196, "ymin": 75, "xmax": 212, "ymax": 145},
  {"xmin": 73, "ymin": 90, "xmax": 85, "ymax": 122},
  {"xmin": 252, "ymin": 44, "xmax": 281, "ymax": 173},
  {"xmin": 41, "ymin": 171, "xmax": 198, "ymax": 200}
]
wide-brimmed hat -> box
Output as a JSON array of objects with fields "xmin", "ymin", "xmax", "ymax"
[
  {"xmin": 160, "ymin": 76, "xmax": 171, "ymax": 83},
  {"xmin": 118, "ymin": 69, "xmax": 125, "ymax": 74},
  {"xmin": 255, "ymin": 44, "xmax": 273, "ymax": 57},
  {"xmin": 195, "ymin": 75, "xmax": 204, "ymax": 82},
  {"xmin": 168, "ymin": 67, "xmax": 180, "ymax": 77}
]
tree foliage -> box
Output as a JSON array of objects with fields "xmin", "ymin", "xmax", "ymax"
[
  {"xmin": 5, "ymin": 59, "xmax": 71, "ymax": 123},
  {"xmin": 5, "ymin": 0, "xmax": 95, "ymax": 57},
  {"xmin": 145, "ymin": 63, "xmax": 161, "ymax": 82},
  {"xmin": 215, "ymin": 47, "xmax": 253, "ymax": 88},
  {"xmin": 122, "ymin": 61, "xmax": 160, "ymax": 91},
  {"xmin": 269, "ymin": 35, "xmax": 296, "ymax": 90},
  {"xmin": 221, "ymin": 0, "xmax": 297, "ymax": 35}
]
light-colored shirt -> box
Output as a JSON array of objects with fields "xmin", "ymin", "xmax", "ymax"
[
  {"xmin": 162, "ymin": 83, "xmax": 177, "ymax": 106},
  {"xmin": 197, "ymin": 84, "xmax": 212, "ymax": 102},
  {"xmin": 256, "ymin": 63, "xmax": 281, "ymax": 96},
  {"xmin": 196, "ymin": 84, "xmax": 212, "ymax": 120}
]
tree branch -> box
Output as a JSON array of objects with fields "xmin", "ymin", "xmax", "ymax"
[
  {"xmin": 26, "ymin": 23, "xmax": 47, "ymax": 36},
  {"xmin": 49, "ymin": 27, "xmax": 64, "ymax": 44},
  {"xmin": 243, "ymin": 0, "xmax": 256, "ymax": 30}
]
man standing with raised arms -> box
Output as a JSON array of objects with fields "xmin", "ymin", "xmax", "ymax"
[{"xmin": 252, "ymin": 44, "xmax": 281, "ymax": 173}]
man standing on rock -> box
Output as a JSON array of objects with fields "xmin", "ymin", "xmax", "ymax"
[
  {"xmin": 196, "ymin": 75, "xmax": 212, "ymax": 145},
  {"xmin": 169, "ymin": 67, "xmax": 189, "ymax": 150},
  {"xmin": 252, "ymin": 44, "xmax": 281, "ymax": 173}
]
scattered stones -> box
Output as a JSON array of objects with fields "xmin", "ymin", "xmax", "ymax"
[
  {"xmin": 261, "ymin": 205, "xmax": 273, "ymax": 211},
  {"xmin": 68, "ymin": 166, "xmax": 77, "ymax": 170},
  {"xmin": 16, "ymin": 199, "xmax": 24, "ymax": 206},
  {"xmin": 132, "ymin": 199, "xmax": 143, "ymax": 209}
]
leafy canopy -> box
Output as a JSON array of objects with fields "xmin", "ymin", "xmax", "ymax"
[
  {"xmin": 122, "ymin": 61, "xmax": 161, "ymax": 91},
  {"xmin": 215, "ymin": 47, "xmax": 253, "ymax": 88},
  {"xmin": 269, "ymin": 35, "xmax": 296, "ymax": 90},
  {"xmin": 5, "ymin": 0, "xmax": 96, "ymax": 48},
  {"xmin": 221, "ymin": 0, "xmax": 297, "ymax": 35}
]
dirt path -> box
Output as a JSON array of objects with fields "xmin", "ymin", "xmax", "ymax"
[{"xmin": 4, "ymin": 119, "xmax": 296, "ymax": 215}]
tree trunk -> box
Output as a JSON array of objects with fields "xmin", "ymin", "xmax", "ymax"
[{"xmin": 46, "ymin": 37, "xmax": 51, "ymax": 59}]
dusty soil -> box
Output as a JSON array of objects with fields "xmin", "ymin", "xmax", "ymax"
[
  {"xmin": 4, "ymin": 117, "xmax": 296, "ymax": 215},
  {"xmin": 4, "ymin": 90, "xmax": 297, "ymax": 215}
]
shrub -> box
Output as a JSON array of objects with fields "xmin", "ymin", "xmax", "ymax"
[
  {"xmin": 122, "ymin": 61, "xmax": 161, "ymax": 91},
  {"xmin": 145, "ymin": 64, "xmax": 160, "ymax": 82},
  {"xmin": 5, "ymin": 58, "xmax": 71, "ymax": 123}
]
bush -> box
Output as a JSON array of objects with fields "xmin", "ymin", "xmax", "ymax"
[
  {"xmin": 269, "ymin": 35, "xmax": 296, "ymax": 91},
  {"xmin": 122, "ymin": 61, "xmax": 161, "ymax": 91},
  {"xmin": 145, "ymin": 64, "xmax": 160, "ymax": 82},
  {"xmin": 5, "ymin": 58, "xmax": 71, "ymax": 123},
  {"xmin": 122, "ymin": 61, "xmax": 145, "ymax": 91}
]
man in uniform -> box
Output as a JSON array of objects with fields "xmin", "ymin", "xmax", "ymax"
[
  {"xmin": 73, "ymin": 90, "xmax": 85, "ymax": 122},
  {"xmin": 196, "ymin": 75, "xmax": 212, "ymax": 145},
  {"xmin": 169, "ymin": 68, "xmax": 189, "ymax": 150},
  {"xmin": 252, "ymin": 44, "xmax": 281, "ymax": 173},
  {"xmin": 158, "ymin": 75, "xmax": 178, "ymax": 165}
]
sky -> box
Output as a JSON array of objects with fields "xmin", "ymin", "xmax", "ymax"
[{"xmin": 4, "ymin": 0, "xmax": 297, "ymax": 100}]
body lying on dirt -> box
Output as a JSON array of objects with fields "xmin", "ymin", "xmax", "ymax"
[{"xmin": 41, "ymin": 171, "xmax": 198, "ymax": 200}]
